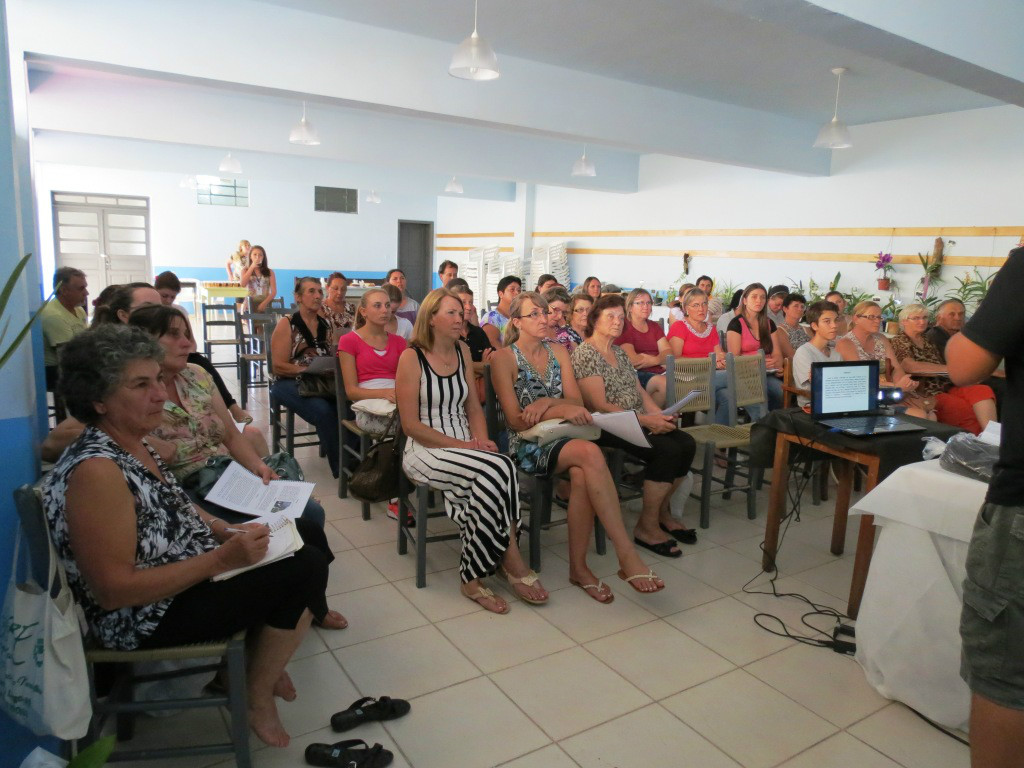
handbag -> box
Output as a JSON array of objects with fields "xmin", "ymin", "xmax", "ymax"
[
  {"xmin": 297, "ymin": 370, "xmax": 335, "ymax": 398},
  {"xmin": 184, "ymin": 452, "xmax": 305, "ymax": 498},
  {"xmin": 349, "ymin": 411, "xmax": 404, "ymax": 503},
  {"xmin": 0, "ymin": 526, "xmax": 91, "ymax": 739},
  {"xmin": 519, "ymin": 418, "xmax": 600, "ymax": 447}
]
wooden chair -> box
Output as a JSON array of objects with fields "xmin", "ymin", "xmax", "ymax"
[
  {"xmin": 264, "ymin": 326, "xmax": 321, "ymax": 454},
  {"xmin": 482, "ymin": 364, "xmax": 605, "ymax": 573},
  {"xmin": 13, "ymin": 486, "xmax": 251, "ymax": 767},
  {"xmin": 334, "ymin": 355, "xmax": 372, "ymax": 520},
  {"xmin": 201, "ymin": 302, "xmax": 242, "ymax": 369}
]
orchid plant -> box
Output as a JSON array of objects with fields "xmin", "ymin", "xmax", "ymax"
[{"xmin": 874, "ymin": 252, "xmax": 895, "ymax": 279}]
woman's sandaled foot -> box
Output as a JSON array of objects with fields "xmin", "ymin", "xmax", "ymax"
[
  {"xmin": 499, "ymin": 567, "xmax": 549, "ymax": 605},
  {"xmin": 632, "ymin": 536, "xmax": 682, "ymax": 558},
  {"xmin": 658, "ymin": 521, "xmax": 697, "ymax": 545},
  {"xmin": 272, "ymin": 671, "xmax": 297, "ymax": 701},
  {"xmin": 569, "ymin": 577, "xmax": 614, "ymax": 604},
  {"xmin": 617, "ymin": 568, "xmax": 665, "ymax": 593},
  {"xmin": 249, "ymin": 698, "xmax": 290, "ymax": 747},
  {"xmin": 461, "ymin": 583, "xmax": 510, "ymax": 614},
  {"xmin": 315, "ymin": 609, "xmax": 348, "ymax": 630}
]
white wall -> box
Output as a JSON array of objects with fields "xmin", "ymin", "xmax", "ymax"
[
  {"xmin": 32, "ymin": 133, "xmax": 460, "ymax": 280},
  {"xmin": 439, "ymin": 105, "xmax": 1024, "ymax": 301}
]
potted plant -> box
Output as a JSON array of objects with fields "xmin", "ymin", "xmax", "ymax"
[{"xmin": 874, "ymin": 252, "xmax": 895, "ymax": 291}]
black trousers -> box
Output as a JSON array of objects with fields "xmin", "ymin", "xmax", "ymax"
[{"xmin": 598, "ymin": 428, "xmax": 696, "ymax": 484}]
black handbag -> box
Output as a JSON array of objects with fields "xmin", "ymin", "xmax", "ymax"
[
  {"xmin": 291, "ymin": 313, "xmax": 335, "ymax": 398},
  {"xmin": 349, "ymin": 411, "xmax": 404, "ymax": 503}
]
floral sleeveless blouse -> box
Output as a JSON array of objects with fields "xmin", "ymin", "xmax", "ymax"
[
  {"xmin": 151, "ymin": 364, "xmax": 230, "ymax": 482},
  {"xmin": 42, "ymin": 426, "xmax": 218, "ymax": 650}
]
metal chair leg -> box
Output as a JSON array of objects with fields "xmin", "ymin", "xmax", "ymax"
[
  {"xmin": 225, "ymin": 639, "xmax": 251, "ymax": 768},
  {"xmin": 700, "ymin": 443, "xmax": 714, "ymax": 529},
  {"xmin": 415, "ymin": 485, "xmax": 430, "ymax": 588}
]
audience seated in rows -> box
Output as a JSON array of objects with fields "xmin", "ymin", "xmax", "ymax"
[
  {"xmin": 824, "ymin": 290, "xmax": 851, "ymax": 337},
  {"xmin": 396, "ymin": 288, "xmax": 546, "ymax": 614},
  {"xmin": 269, "ymin": 278, "xmax": 340, "ymax": 477},
  {"xmin": 448, "ymin": 282, "xmax": 495, "ymax": 400},
  {"xmin": 438, "ymin": 259, "xmax": 459, "ymax": 287},
  {"xmin": 766, "ymin": 284, "xmax": 789, "ymax": 327},
  {"xmin": 716, "ymin": 288, "xmax": 744, "ymax": 338},
  {"xmin": 790, "ymin": 300, "xmax": 839, "ymax": 405},
  {"xmin": 540, "ymin": 286, "xmax": 571, "ymax": 344},
  {"xmin": 43, "ymin": 324, "xmax": 330, "ymax": 748},
  {"xmin": 725, "ymin": 283, "xmax": 784, "ymax": 415},
  {"xmin": 580, "ymin": 276, "xmax": 602, "ymax": 301},
  {"xmin": 835, "ymin": 300, "xmax": 932, "ymax": 420},
  {"xmin": 773, "ymin": 293, "xmax": 810, "ymax": 363},
  {"xmin": 617, "ymin": 288, "xmax": 669, "ymax": 407},
  {"xmin": 41, "ymin": 266, "xmax": 89, "ymax": 391},
  {"xmin": 321, "ymin": 271, "xmax": 355, "ymax": 348},
  {"xmin": 571, "ymin": 294, "xmax": 698, "ymax": 559},
  {"xmin": 492, "ymin": 291, "xmax": 664, "ymax": 601},
  {"xmin": 555, "ymin": 292, "xmax": 592, "ymax": 353},
  {"xmin": 891, "ymin": 303, "xmax": 996, "ymax": 435},
  {"xmin": 383, "ymin": 283, "xmax": 413, "ymax": 340},
  {"xmin": 481, "ymin": 275, "xmax": 522, "ymax": 349},
  {"xmin": 535, "ymin": 273, "xmax": 558, "ymax": 293}
]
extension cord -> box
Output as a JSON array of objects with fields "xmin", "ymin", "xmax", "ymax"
[{"xmin": 831, "ymin": 625, "xmax": 856, "ymax": 655}]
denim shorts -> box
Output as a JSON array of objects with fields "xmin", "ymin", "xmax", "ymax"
[{"xmin": 960, "ymin": 502, "xmax": 1024, "ymax": 709}]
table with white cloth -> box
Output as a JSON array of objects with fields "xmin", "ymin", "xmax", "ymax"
[{"xmin": 851, "ymin": 459, "xmax": 987, "ymax": 730}]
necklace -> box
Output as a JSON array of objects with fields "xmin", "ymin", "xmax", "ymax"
[{"xmin": 684, "ymin": 317, "xmax": 713, "ymax": 338}]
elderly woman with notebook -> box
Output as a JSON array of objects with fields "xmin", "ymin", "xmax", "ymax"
[{"xmin": 42, "ymin": 324, "xmax": 330, "ymax": 748}]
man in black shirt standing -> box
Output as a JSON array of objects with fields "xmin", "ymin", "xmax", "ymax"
[{"xmin": 947, "ymin": 246, "xmax": 1024, "ymax": 768}]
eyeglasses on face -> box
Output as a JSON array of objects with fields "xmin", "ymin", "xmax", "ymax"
[
  {"xmin": 632, "ymin": 300, "xmax": 653, "ymax": 307},
  {"xmin": 519, "ymin": 309, "xmax": 551, "ymax": 321},
  {"xmin": 856, "ymin": 314, "xmax": 883, "ymax": 321},
  {"xmin": 572, "ymin": 307, "xmax": 590, "ymax": 315}
]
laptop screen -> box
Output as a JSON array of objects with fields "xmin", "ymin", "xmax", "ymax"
[{"xmin": 810, "ymin": 360, "xmax": 880, "ymax": 418}]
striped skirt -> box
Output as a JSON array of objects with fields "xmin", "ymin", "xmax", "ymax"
[{"xmin": 403, "ymin": 443, "xmax": 521, "ymax": 583}]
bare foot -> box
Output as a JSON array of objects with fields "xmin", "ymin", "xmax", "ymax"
[
  {"xmin": 249, "ymin": 697, "xmax": 290, "ymax": 747},
  {"xmin": 461, "ymin": 581, "xmax": 509, "ymax": 614},
  {"xmin": 272, "ymin": 672, "xmax": 296, "ymax": 701},
  {"xmin": 316, "ymin": 609, "xmax": 348, "ymax": 630}
]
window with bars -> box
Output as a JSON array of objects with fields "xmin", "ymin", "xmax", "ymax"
[
  {"xmin": 314, "ymin": 186, "xmax": 359, "ymax": 214},
  {"xmin": 197, "ymin": 178, "xmax": 249, "ymax": 207}
]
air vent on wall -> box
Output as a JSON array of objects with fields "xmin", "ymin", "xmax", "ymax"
[{"xmin": 314, "ymin": 186, "xmax": 359, "ymax": 214}]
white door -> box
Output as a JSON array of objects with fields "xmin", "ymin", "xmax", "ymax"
[{"xmin": 51, "ymin": 192, "xmax": 151, "ymax": 299}]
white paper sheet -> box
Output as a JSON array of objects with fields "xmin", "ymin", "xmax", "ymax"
[
  {"xmin": 662, "ymin": 389, "xmax": 700, "ymax": 416},
  {"xmin": 591, "ymin": 411, "xmax": 651, "ymax": 447},
  {"xmin": 978, "ymin": 420, "xmax": 1002, "ymax": 446},
  {"xmin": 204, "ymin": 461, "xmax": 314, "ymax": 519},
  {"xmin": 212, "ymin": 517, "xmax": 302, "ymax": 581}
]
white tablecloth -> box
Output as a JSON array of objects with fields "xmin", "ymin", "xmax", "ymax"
[{"xmin": 851, "ymin": 459, "xmax": 987, "ymax": 730}]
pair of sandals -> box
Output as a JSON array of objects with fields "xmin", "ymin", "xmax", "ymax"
[
  {"xmin": 462, "ymin": 568, "xmax": 548, "ymax": 614},
  {"xmin": 305, "ymin": 696, "xmax": 411, "ymax": 767}
]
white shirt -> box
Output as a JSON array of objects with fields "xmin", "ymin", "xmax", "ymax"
[{"xmin": 792, "ymin": 341, "xmax": 833, "ymax": 407}]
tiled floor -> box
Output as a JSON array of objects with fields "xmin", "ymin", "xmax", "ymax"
[{"xmin": 112, "ymin": 376, "xmax": 970, "ymax": 767}]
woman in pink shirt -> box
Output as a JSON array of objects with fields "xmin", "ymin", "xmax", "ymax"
[
  {"xmin": 617, "ymin": 288, "xmax": 670, "ymax": 407},
  {"xmin": 337, "ymin": 287, "xmax": 407, "ymax": 437},
  {"xmin": 667, "ymin": 288, "xmax": 732, "ymax": 424}
]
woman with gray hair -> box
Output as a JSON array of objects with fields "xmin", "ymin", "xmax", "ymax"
[{"xmin": 43, "ymin": 324, "xmax": 330, "ymax": 748}]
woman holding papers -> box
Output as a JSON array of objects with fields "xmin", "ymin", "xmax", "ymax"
[
  {"xmin": 43, "ymin": 325, "xmax": 329, "ymax": 748},
  {"xmin": 127, "ymin": 305, "xmax": 328, "ymax": 529},
  {"xmin": 270, "ymin": 277, "xmax": 340, "ymax": 477},
  {"xmin": 493, "ymin": 292, "xmax": 663, "ymax": 600},
  {"xmin": 572, "ymin": 294, "xmax": 698, "ymax": 557},
  {"xmin": 666, "ymin": 287, "xmax": 732, "ymax": 424},
  {"xmin": 397, "ymin": 288, "xmax": 547, "ymax": 614}
]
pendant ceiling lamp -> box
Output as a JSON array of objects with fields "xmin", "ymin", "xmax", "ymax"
[
  {"xmin": 449, "ymin": 0, "xmax": 499, "ymax": 81},
  {"xmin": 571, "ymin": 145, "xmax": 596, "ymax": 177},
  {"xmin": 444, "ymin": 176, "xmax": 464, "ymax": 194},
  {"xmin": 813, "ymin": 67, "xmax": 853, "ymax": 149},
  {"xmin": 218, "ymin": 152, "xmax": 242, "ymax": 174},
  {"xmin": 289, "ymin": 101, "xmax": 321, "ymax": 146},
  {"xmin": 365, "ymin": 189, "xmax": 381, "ymax": 204}
]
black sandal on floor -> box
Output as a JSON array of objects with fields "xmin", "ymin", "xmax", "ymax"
[
  {"xmin": 659, "ymin": 522, "xmax": 698, "ymax": 545},
  {"xmin": 305, "ymin": 739, "xmax": 393, "ymax": 767},
  {"xmin": 331, "ymin": 696, "xmax": 411, "ymax": 732},
  {"xmin": 632, "ymin": 536, "xmax": 682, "ymax": 558}
]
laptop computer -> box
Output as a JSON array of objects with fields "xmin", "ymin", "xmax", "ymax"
[{"xmin": 810, "ymin": 360, "xmax": 925, "ymax": 436}]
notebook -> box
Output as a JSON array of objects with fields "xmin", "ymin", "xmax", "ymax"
[{"xmin": 810, "ymin": 360, "xmax": 925, "ymax": 436}]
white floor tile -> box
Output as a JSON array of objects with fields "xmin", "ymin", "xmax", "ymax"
[
  {"xmin": 561, "ymin": 704, "xmax": 741, "ymax": 768},
  {"xmin": 359, "ymin": 538, "xmax": 462, "ymax": 582},
  {"xmin": 490, "ymin": 647, "xmax": 651, "ymax": 740},
  {"xmin": 277, "ymin": 651, "xmax": 361, "ymax": 738},
  {"xmin": 668, "ymin": 545, "xmax": 773, "ymax": 595},
  {"xmin": 497, "ymin": 744, "xmax": 580, "ymax": 768},
  {"xmin": 436, "ymin": 605, "xmax": 575, "ymax": 673},
  {"xmin": 325, "ymin": 548, "xmax": 388, "ymax": 595},
  {"xmin": 662, "ymin": 669, "xmax": 838, "ymax": 768},
  {"xmin": 848, "ymin": 703, "xmax": 970, "ymax": 768},
  {"xmin": 332, "ymin": 512, "xmax": 403, "ymax": 548},
  {"xmin": 535, "ymin": 579, "xmax": 657, "ymax": 643},
  {"xmin": 725, "ymin": 532, "xmax": 839, "ymax": 575},
  {"xmin": 775, "ymin": 732, "xmax": 902, "ymax": 768},
  {"xmin": 320, "ymin": 583, "xmax": 429, "ymax": 650},
  {"xmin": 745, "ymin": 643, "xmax": 888, "ymax": 727},
  {"xmin": 393, "ymin": 567, "xmax": 482, "ymax": 623},
  {"xmin": 790, "ymin": 556, "xmax": 856, "ymax": 601},
  {"xmin": 666, "ymin": 596, "xmax": 795, "ymax": 665},
  {"xmin": 384, "ymin": 677, "xmax": 549, "ymax": 768},
  {"xmin": 584, "ymin": 621, "xmax": 735, "ymax": 700},
  {"xmin": 608, "ymin": 559, "xmax": 726, "ymax": 616},
  {"xmin": 333, "ymin": 624, "xmax": 480, "ymax": 699}
]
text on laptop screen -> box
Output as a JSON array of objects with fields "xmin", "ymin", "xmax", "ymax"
[{"xmin": 818, "ymin": 363, "xmax": 873, "ymax": 415}]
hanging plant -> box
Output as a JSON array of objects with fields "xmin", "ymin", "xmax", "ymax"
[{"xmin": 917, "ymin": 237, "xmax": 947, "ymax": 302}]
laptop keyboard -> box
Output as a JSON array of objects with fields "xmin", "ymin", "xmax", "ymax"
[{"xmin": 822, "ymin": 416, "xmax": 903, "ymax": 432}]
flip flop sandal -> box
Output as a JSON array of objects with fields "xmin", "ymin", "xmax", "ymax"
[
  {"xmin": 305, "ymin": 739, "xmax": 393, "ymax": 767},
  {"xmin": 617, "ymin": 569, "xmax": 665, "ymax": 594},
  {"xmin": 331, "ymin": 696, "xmax": 412, "ymax": 732},
  {"xmin": 500, "ymin": 568, "xmax": 549, "ymax": 605},
  {"xmin": 569, "ymin": 578, "xmax": 614, "ymax": 604}
]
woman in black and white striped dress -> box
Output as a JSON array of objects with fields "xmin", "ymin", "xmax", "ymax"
[{"xmin": 396, "ymin": 288, "xmax": 548, "ymax": 614}]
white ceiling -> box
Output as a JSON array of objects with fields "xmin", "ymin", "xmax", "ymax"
[{"xmin": 260, "ymin": 0, "xmax": 1003, "ymax": 124}]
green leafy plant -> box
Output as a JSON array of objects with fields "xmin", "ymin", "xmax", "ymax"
[
  {"xmin": 828, "ymin": 271, "xmax": 842, "ymax": 292},
  {"xmin": 0, "ymin": 253, "xmax": 52, "ymax": 370},
  {"xmin": 713, "ymin": 280, "xmax": 741, "ymax": 303},
  {"xmin": 945, "ymin": 269, "xmax": 997, "ymax": 313},
  {"xmin": 68, "ymin": 735, "xmax": 115, "ymax": 768},
  {"xmin": 843, "ymin": 286, "xmax": 875, "ymax": 308},
  {"xmin": 879, "ymin": 295, "xmax": 902, "ymax": 322}
]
